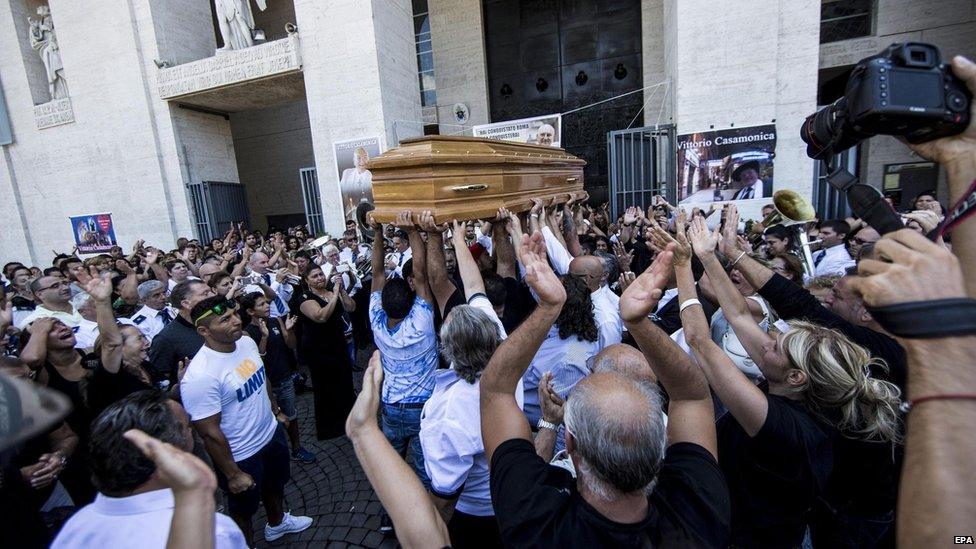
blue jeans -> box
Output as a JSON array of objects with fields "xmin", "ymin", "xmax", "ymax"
[{"xmin": 381, "ymin": 402, "xmax": 430, "ymax": 489}]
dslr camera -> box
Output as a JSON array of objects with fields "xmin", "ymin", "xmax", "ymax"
[{"xmin": 802, "ymin": 42, "xmax": 971, "ymax": 160}]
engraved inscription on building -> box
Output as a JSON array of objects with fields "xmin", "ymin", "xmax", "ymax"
[
  {"xmin": 157, "ymin": 35, "xmax": 302, "ymax": 100},
  {"xmin": 34, "ymin": 98, "xmax": 74, "ymax": 129}
]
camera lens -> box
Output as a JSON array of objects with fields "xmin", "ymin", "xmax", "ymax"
[{"xmin": 947, "ymin": 90, "xmax": 968, "ymax": 113}]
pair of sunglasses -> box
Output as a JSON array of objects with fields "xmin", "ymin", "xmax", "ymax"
[{"xmin": 193, "ymin": 299, "xmax": 238, "ymax": 326}]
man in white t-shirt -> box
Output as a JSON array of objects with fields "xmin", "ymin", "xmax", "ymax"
[{"xmin": 180, "ymin": 295, "xmax": 312, "ymax": 546}]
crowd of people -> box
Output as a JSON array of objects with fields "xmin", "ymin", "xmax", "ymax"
[{"xmin": 1, "ymin": 56, "xmax": 975, "ymax": 549}]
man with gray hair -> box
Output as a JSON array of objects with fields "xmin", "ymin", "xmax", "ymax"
[
  {"xmin": 70, "ymin": 290, "xmax": 100, "ymax": 351},
  {"xmin": 481, "ymin": 239, "xmax": 729, "ymax": 547},
  {"xmin": 126, "ymin": 280, "xmax": 173, "ymax": 343},
  {"xmin": 418, "ymin": 218, "xmax": 519, "ymax": 546}
]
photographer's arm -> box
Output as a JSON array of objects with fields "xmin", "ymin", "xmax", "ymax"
[{"xmin": 908, "ymin": 55, "xmax": 976, "ymax": 297}]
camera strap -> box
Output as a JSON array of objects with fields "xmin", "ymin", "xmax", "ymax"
[
  {"xmin": 869, "ymin": 298, "xmax": 976, "ymax": 338},
  {"xmin": 940, "ymin": 177, "xmax": 976, "ymax": 238}
]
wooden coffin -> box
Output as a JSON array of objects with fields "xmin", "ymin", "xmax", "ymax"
[{"xmin": 367, "ymin": 136, "xmax": 585, "ymax": 223}]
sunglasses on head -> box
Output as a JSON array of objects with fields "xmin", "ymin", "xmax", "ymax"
[{"xmin": 193, "ymin": 299, "xmax": 237, "ymax": 326}]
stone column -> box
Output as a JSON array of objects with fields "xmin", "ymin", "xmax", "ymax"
[
  {"xmin": 663, "ymin": 0, "xmax": 821, "ymax": 218},
  {"xmin": 428, "ymin": 0, "xmax": 490, "ymax": 128},
  {"xmin": 294, "ymin": 0, "xmax": 422, "ymax": 236}
]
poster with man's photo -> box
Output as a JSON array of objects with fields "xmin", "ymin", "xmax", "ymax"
[
  {"xmin": 675, "ymin": 124, "xmax": 777, "ymax": 204},
  {"xmin": 333, "ymin": 136, "xmax": 382, "ymax": 222},
  {"xmin": 70, "ymin": 212, "xmax": 117, "ymax": 254},
  {"xmin": 473, "ymin": 114, "xmax": 561, "ymax": 147}
]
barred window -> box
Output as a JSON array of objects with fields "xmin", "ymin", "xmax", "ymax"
[{"xmin": 820, "ymin": 0, "xmax": 874, "ymax": 44}]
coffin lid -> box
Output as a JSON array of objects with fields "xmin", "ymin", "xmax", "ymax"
[{"xmin": 367, "ymin": 136, "xmax": 586, "ymax": 171}]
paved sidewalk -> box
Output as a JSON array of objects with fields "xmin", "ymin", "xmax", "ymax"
[{"xmin": 252, "ymin": 358, "xmax": 397, "ymax": 548}]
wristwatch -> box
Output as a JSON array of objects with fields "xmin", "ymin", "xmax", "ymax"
[{"xmin": 537, "ymin": 418, "xmax": 559, "ymax": 431}]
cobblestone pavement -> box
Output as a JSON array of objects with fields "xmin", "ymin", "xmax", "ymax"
[{"xmin": 252, "ymin": 351, "xmax": 398, "ymax": 548}]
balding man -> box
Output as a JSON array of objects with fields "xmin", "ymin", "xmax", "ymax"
[
  {"xmin": 591, "ymin": 343, "xmax": 657, "ymax": 384},
  {"xmin": 243, "ymin": 251, "xmax": 291, "ymax": 318},
  {"xmin": 198, "ymin": 262, "xmax": 223, "ymax": 285},
  {"xmin": 541, "ymin": 230, "xmax": 623, "ymax": 349},
  {"xmin": 17, "ymin": 276, "xmax": 82, "ymax": 329},
  {"xmin": 536, "ymin": 124, "xmax": 556, "ymax": 146},
  {"xmin": 481, "ymin": 241, "xmax": 729, "ymax": 547}
]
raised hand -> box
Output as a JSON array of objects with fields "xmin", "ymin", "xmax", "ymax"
[
  {"xmin": 613, "ymin": 241, "xmax": 634, "ymax": 272},
  {"xmin": 539, "ymin": 371, "xmax": 566, "ymax": 424},
  {"xmin": 123, "ymin": 429, "xmax": 217, "ymax": 494},
  {"xmin": 284, "ymin": 314, "xmax": 298, "ymax": 331},
  {"xmin": 720, "ymin": 203, "xmax": 741, "ymax": 255},
  {"xmin": 519, "ymin": 231, "xmax": 565, "ymax": 308},
  {"xmin": 529, "ymin": 198, "xmax": 544, "ymax": 217},
  {"xmin": 623, "ymin": 207, "xmax": 638, "ymax": 226},
  {"xmin": 687, "ymin": 215, "xmax": 720, "ymax": 258},
  {"xmin": 619, "ymin": 245, "xmax": 675, "ymax": 323},
  {"xmin": 115, "ymin": 259, "xmax": 135, "ymax": 275},
  {"xmin": 418, "ymin": 210, "xmax": 447, "ymax": 233},
  {"xmin": 848, "ymin": 229, "xmax": 966, "ymax": 307},
  {"xmin": 145, "ymin": 249, "xmax": 160, "ymax": 264},
  {"xmin": 346, "ymin": 351, "xmax": 384, "ymax": 436},
  {"xmin": 83, "ymin": 275, "xmax": 114, "ymax": 303},
  {"xmin": 450, "ymin": 219, "xmax": 468, "ymax": 247},
  {"xmin": 394, "ymin": 210, "xmax": 415, "ymax": 229}
]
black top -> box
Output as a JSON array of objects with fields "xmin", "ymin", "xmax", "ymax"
[
  {"xmin": 758, "ymin": 274, "xmax": 907, "ymax": 390},
  {"xmin": 85, "ymin": 362, "xmax": 154, "ymax": 420},
  {"xmin": 10, "ymin": 295, "xmax": 35, "ymax": 312},
  {"xmin": 244, "ymin": 319, "xmax": 296, "ymax": 385},
  {"xmin": 652, "ymin": 288, "xmax": 717, "ymax": 336},
  {"xmin": 716, "ymin": 395, "xmax": 833, "ymax": 548},
  {"xmin": 821, "ymin": 416, "xmax": 902, "ymax": 516},
  {"xmin": 490, "ymin": 439, "xmax": 730, "ymax": 548},
  {"xmin": 147, "ymin": 315, "xmax": 203, "ymax": 383},
  {"xmin": 501, "ymin": 276, "xmax": 534, "ymax": 334},
  {"xmin": 44, "ymin": 360, "xmax": 92, "ymax": 440}
]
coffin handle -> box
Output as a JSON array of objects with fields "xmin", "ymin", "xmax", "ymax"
[
  {"xmin": 566, "ymin": 177, "xmax": 578, "ymax": 182},
  {"xmin": 451, "ymin": 184, "xmax": 489, "ymax": 192}
]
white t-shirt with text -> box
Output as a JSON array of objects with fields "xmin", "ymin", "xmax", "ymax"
[{"xmin": 180, "ymin": 336, "xmax": 277, "ymax": 461}]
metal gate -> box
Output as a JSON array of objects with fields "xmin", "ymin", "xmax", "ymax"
[
  {"xmin": 607, "ymin": 125, "xmax": 676, "ymax": 219},
  {"xmin": 186, "ymin": 181, "xmax": 250, "ymax": 243},
  {"xmin": 299, "ymin": 167, "xmax": 325, "ymax": 236},
  {"xmin": 811, "ymin": 147, "xmax": 857, "ymax": 220}
]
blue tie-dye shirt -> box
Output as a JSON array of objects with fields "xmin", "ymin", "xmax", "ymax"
[{"xmin": 369, "ymin": 292, "xmax": 439, "ymax": 404}]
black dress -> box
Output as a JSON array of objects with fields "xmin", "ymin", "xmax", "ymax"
[{"xmin": 297, "ymin": 290, "xmax": 356, "ymax": 440}]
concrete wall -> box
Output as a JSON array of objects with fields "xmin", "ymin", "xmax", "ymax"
[
  {"xmin": 428, "ymin": 0, "xmax": 490, "ymax": 130},
  {"xmin": 665, "ymin": 0, "xmax": 821, "ymax": 220},
  {"xmin": 819, "ymin": 0, "xmax": 976, "ymax": 201},
  {"xmin": 230, "ymin": 100, "xmax": 312, "ymax": 230},
  {"xmin": 293, "ymin": 0, "xmax": 422, "ymax": 236},
  {"xmin": 641, "ymin": 0, "xmax": 671, "ymax": 125}
]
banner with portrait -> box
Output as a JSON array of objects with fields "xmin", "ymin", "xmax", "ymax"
[
  {"xmin": 472, "ymin": 113, "xmax": 562, "ymax": 147},
  {"xmin": 675, "ymin": 124, "xmax": 777, "ymax": 204},
  {"xmin": 333, "ymin": 136, "xmax": 382, "ymax": 222},
  {"xmin": 70, "ymin": 212, "xmax": 117, "ymax": 254}
]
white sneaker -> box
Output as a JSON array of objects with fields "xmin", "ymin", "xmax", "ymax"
[{"xmin": 264, "ymin": 512, "xmax": 313, "ymax": 541}]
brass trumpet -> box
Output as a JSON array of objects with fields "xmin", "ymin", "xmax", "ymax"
[{"xmin": 761, "ymin": 190, "xmax": 818, "ymax": 276}]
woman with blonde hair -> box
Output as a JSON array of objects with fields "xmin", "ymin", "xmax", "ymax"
[{"xmin": 668, "ymin": 212, "xmax": 901, "ymax": 548}]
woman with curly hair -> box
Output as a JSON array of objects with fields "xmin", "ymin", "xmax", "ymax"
[{"xmin": 520, "ymin": 274, "xmax": 600, "ymax": 435}]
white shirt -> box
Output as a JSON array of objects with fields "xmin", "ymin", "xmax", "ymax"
[
  {"xmin": 420, "ymin": 370, "xmax": 524, "ymax": 516},
  {"xmin": 167, "ymin": 276, "xmax": 201, "ymax": 295},
  {"xmin": 733, "ymin": 179, "xmax": 765, "ymax": 200},
  {"xmin": 339, "ymin": 244, "xmax": 371, "ymax": 265},
  {"xmin": 16, "ymin": 305, "xmax": 83, "ymax": 330},
  {"xmin": 127, "ymin": 305, "xmax": 176, "ymax": 343},
  {"xmin": 244, "ymin": 272, "xmax": 294, "ymax": 318},
  {"xmin": 522, "ymin": 326, "xmax": 600, "ymax": 426},
  {"xmin": 420, "ymin": 302, "xmax": 518, "ymax": 516},
  {"xmin": 180, "ymin": 336, "xmax": 277, "ymax": 461},
  {"xmin": 592, "ymin": 284, "xmax": 622, "ymax": 349},
  {"xmin": 73, "ymin": 318, "xmax": 100, "ymax": 351},
  {"xmin": 812, "ymin": 243, "xmax": 855, "ymax": 278},
  {"xmin": 542, "ymin": 227, "xmax": 621, "ymax": 349},
  {"xmin": 71, "ymin": 318, "xmax": 98, "ymax": 349},
  {"xmin": 52, "ymin": 488, "xmax": 246, "ymax": 549},
  {"xmin": 391, "ymin": 247, "xmax": 412, "ymax": 279}
]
